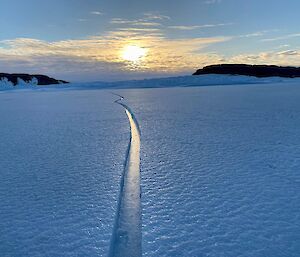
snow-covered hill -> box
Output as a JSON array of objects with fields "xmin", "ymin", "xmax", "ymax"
[
  {"xmin": 75, "ymin": 74, "xmax": 300, "ymax": 89},
  {"xmin": 1, "ymin": 74, "xmax": 300, "ymax": 91}
]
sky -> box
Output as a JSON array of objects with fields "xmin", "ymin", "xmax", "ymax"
[{"xmin": 0, "ymin": 0, "xmax": 300, "ymax": 82}]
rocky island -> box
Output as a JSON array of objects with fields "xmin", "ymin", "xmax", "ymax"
[
  {"xmin": 193, "ymin": 64, "xmax": 300, "ymax": 78},
  {"xmin": 0, "ymin": 73, "xmax": 68, "ymax": 86}
]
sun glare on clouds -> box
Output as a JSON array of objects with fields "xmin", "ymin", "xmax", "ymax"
[{"xmin": 122, "ymin": 45, "xmax": 148, "ymax": 62}]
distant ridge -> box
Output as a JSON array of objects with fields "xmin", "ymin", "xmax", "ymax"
[
  {"xmin": 193, "ymin": 64, "xmax": 300, "ymax": 78},
  {"xmin": 0, "ymin": 73, "xmax": 68, "ymax": 85}
]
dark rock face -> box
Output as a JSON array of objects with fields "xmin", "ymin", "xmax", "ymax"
[
  {"xmin": 193, "ymin": 64, "xmax": 300, "ymax": 78},
  {"xmin": 0, "ymin": 73, "xmax": 68, "ymax": 85}
]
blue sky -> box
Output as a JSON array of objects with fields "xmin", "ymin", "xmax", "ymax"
[{"xmin": 0, "ymin": 0, "xmax": 300, "ymax": 81}]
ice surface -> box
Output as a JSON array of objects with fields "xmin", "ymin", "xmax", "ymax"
[
  {"xmin": 83, "ymin": 74, "xmax": 300, "ymax": 89},
  {"xmin": 1, "ymin": 82, "xmax": 300, "ymax": 257},
  {"xmin": 119, "ymin": 83, "xmax": 300, "ymax": 257},
  {"xmin": 0, "ymin": 90, "xmax": 129, "ymax": 257},
  {"xmin": 1, "ymin": 74, "xmax": 300, "ymax": 91},
  {"xmin": 109, "ymin": 103, "xmax": 142, "ymax": 257}
]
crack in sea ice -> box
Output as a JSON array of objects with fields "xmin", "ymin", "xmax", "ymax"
[{"xmin": 109, "ymin": 93, "xmax": 142, "ymax": 257}]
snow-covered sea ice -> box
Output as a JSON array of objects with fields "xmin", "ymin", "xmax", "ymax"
[{"xmin": 1, "ymin": 80, "xmax": 299, "ymax": 256}]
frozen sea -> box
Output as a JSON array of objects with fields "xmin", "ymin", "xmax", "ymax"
[
  {"xmin": 0, "ymin": 80, "xmax": 300, "ymax": 256},
  {"xmin": 0, "ymin": 91, "xmax": 129, "ymax": 256}
]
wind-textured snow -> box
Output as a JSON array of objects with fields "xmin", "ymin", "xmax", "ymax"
[
  {"xmin": 121, "ymin": 83, "xmax": 300, "ymax": 257},
  {"xmin": 1, "ymin": 81, "xmax": 300, "ymax": 256},
  {"xmin": 0, "ymin": 90, "xmax": 129, "ymax": 257}
]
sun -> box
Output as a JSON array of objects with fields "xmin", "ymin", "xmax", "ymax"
[{"xmin": 122, "ymin": 45, "xmax": 147, "ymax": 62}]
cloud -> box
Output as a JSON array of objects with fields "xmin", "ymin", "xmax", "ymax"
[
  {"xmin": 117, "ymin": 28, "xmax": 162, "ymax": 32},
  {"xmin": 0, "ymin": 30, "xmax": 230, "ymax": 81},
  {"xmin": 236, "ymin": 29, "xmax": 279, "ymax": 38},
  {"xmin": 136, "ymin": 22, "xmax": 161, "ymax": 27},
  {"xmin": 90, "ymin": 11, "xmax": 103, "ymax": 15},
  {"xmin": 261, "ymin": 33, "xmax": 300, "ymax": 42},
  {"xmin": 276, "ymin": 44, "xmax": 290, "ymax": 49},
  {"xmin": 228, "ymin": 49, "xmax": 300, "ymax": 66},
  {"xmin": 143, "ymin": 12, "xmax": 171, "ymax": 20},
  {"xmin": 168, "ymin": 23, "xmax": 232, "ymax": 30},
  {"xmin": 4, "ymin": 29, "xmax": 299, "ymax": 82},
  {"xmin": 8, "ymin": 12, "xmax": 297, "ymax": 81},
  {"xmin": 110, "ymin": 18, "xmax": 136, "ymax": 24},
  {"xmin": 238, "ymin": 32, "xmax": 265, "ymax": 38},
  {"xmin": 204, "ymin": 0, "xmax": 222, "ymax": 4},
  {"xmin": 110, "ymin": 12, "xmax": 169, "ymax": 27},
  {"xmin": 110, "ymin": 19, "xmax": 162, "ymax": 28},
  {"xmin": 277, "ymin": 50, "xmax": 299, "ymax": 56}
]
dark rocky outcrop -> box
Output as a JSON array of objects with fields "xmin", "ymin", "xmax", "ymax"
[
  {"xmin": 0, "ymin": 73, "xmax": 68, "ymax": 85},
  {"xmin": 193, "ymin": 64, "xmax": 300, "ymax": 78}
]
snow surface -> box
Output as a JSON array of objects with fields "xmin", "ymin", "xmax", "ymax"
[
  {"xmin": 78, "ymin": 74, "xmax": 300, "ymax": 89},
  {"xmin": 0, "ymin": 91, "xmax": 129, "ymax": 257},
  {"xmin": 1, "ymin": 74, "xmax": 300, "ymax": 91},
  {"xmin": 1, "ymin": 81, "xmax": 300, "ymax": 256},
  {"xmin": 121, "ymin": 83, "xmax": 300, "ymax": 257}
]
